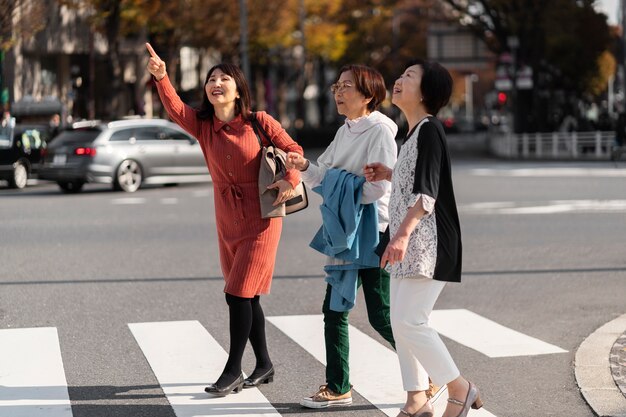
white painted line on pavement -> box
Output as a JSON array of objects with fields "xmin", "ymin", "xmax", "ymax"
[
  {"xmin": 0, "ymin": 327, "xmax": 72, "ymax": 417},
  {"xmin": 268, "ymin": 315, "xmax": 497, "ymax": 417},
  {"xmin": 193, "ymin": 190, "xmax": 211, "ymax": 197},
  {"xmin": 470, "ymin": 168, "xmax": 626, "ymax": 177},
  {"xmin": 459, "ymin": 199, "xmax": 626, "ymax": 215},
  {"xmin": 129, "ymin": 320, "xmax": 279, "ymax": 417},
  {"xmin": 160, "ymin": 198, "xmax": 179, "ymax": 205},
  {"xmin": 430, "ymin": 309, "xmax": 567, "ymax": 358},
  {"xmin": 111, "ymin": 197, "xmax": 146, "ymax": 205}
]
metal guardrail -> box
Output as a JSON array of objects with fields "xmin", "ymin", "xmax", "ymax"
[{"xmin": 488, "ymin": 131, "xmax": 618, "ymax": 159}]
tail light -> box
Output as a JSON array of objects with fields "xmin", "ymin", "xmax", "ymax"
[{"xmin": 74, "ymin": 147, "xmax": 97, "ymax": 156}]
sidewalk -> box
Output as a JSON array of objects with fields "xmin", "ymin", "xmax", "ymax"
[{"xmin": 575, "ymin": 313, "xmax": 626, "ymax": 417}]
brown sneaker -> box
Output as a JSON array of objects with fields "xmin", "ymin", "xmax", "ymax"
[{"xmin": 300, "ymin": 384, "xmax": 353, "ymax": 408}]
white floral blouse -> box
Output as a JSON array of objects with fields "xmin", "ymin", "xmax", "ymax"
[{"xmin": 388, "ymin": 118, "xmax": 437, "ymax": 279}]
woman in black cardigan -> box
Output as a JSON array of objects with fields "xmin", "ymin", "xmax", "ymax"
[{"xmin": 364, "ymin": 60, "xmax": 482, "ymax": 417}]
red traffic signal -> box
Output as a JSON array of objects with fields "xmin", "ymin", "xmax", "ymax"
[{"xmin": 497, "ymin": 92, "xmax": 507, "ymax": 106}]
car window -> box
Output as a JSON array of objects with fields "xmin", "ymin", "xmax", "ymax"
[
  {"xmin": 161, "ymin": 127, "xmax": 192, "ymax": 141},
  {"xmin": 0, "ymin": 124, "xmax": 10, "ymax": 148},
  {"xmin": 109, "ymin": 129, "xmax": 135, "ymax": 142},
  {"xmin": 51, "ymin": 129, "xmax": 101, "ymax": 146},
  {"xmin": 134, "ymin": 127, "xmax": 165, "ymax": 141}
]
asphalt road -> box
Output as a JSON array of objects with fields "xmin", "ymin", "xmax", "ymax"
[{"xmin": 1, "ymin": 157, "xmax": 625, "ymax": 417}]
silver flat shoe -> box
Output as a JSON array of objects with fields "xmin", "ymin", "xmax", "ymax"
[
  {"xmin": 446, "ymin": 381, "xmax": 483, "ymax": 417},
  {"xmin": 399, "ymin": 400, "xmax": 434, "ymax": 417}
]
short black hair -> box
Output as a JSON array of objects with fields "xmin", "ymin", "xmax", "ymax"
[{"xmin": 407, "ymin": 59, "xmax": 453, "ymax": 115}]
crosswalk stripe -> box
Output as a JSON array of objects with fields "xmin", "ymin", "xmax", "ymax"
[
  {"xmin": 267, "ymin": 315, "xmax": 496, "ymax": 416},
  {"xmin": 129, "ymin": 320, "xmax": 280, "ymax": 417},
  {"xmin": 430, "ymin": 309, "xmax": 567, "ymax": 358},
  {"xmin": 0, "ymin": 327, "xmax": 72, "ymax": 417}
]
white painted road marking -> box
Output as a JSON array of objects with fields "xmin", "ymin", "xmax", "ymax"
[
  {"xmin": 3, "ymin": 311, "xmax": 562, "ymax": 416},
  {"xmin": 111, "ymin": 197, "xmax": 146, "ymax": 205},
  {"xmin": 430, "ymin": 309, "xmax": 567, "ymax": 358},
  {"xmin": 459, "ymin": 199, "xmax": 626, "ymax": 215},
  {"xmin": 129, "ymin": 320, "xmax": 279, "ymax": 417},
  {"xmin": 160, "ymin": 198, "xmax": 179, "ymax": 205},
  {"xmin": 469, "ymin": 167, "xmax": 626, "ymax": 177},
  {"xmin": 268, "ymin": 315, "xmax": 497, "ymax": 416},
  {"xmin": 0, "ymin": 327, "xmax": 72, "ymax": 417}
]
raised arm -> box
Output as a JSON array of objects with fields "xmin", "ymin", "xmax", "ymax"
[
  {"xmin": 146, "ymin": 43, "xmax": 166, "ymax": 81},
  {"xmin": 146, "ymin": 43, "xmax": 201, "ymax": 139}
]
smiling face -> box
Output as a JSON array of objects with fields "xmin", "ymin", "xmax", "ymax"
[
  {"xmin": 391, "ymin": 64, "xmax": 424, "ymax": 114},
  {"xmin": 333, "ymin": 71, "xmax": 371, "ymax": 120},
  {"xmin": 205, "ymin": 69, "xmax": 240, "ymax": 108}
]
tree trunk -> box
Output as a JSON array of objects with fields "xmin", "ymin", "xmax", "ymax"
[{"xmin": 105, "ymin": 0, "xmax": 123, "ymax": 118}]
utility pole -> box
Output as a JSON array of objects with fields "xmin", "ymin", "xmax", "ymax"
[
  {"xmin": 239, "ymin": 0, "xmax": 250, "ymax": 81},
  {"xmin": 618, "ymin": 0, "xmax": 626, "ymax": 113},
  {"xmin": 507, "ymin": 36, "xmax": 519, "ymax": 133},
  {"xmin": 296, "ymin": 0, "xmax": 306, "ymax": 125}
]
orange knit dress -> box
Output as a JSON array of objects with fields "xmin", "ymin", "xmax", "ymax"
[{"xmin": 155, "ymin": 75, "xmax": 303, "ymax": 298}]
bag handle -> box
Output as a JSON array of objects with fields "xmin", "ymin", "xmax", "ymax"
[{"xmin": 250, "ymin": 112, "xmax": 277, "ymax": 149}]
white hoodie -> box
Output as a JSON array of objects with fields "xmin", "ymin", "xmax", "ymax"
[{"xmin": 301, "ymin": 110, "xmax": 398, "ymax": 231}]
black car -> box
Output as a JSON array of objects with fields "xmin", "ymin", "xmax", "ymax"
[{"xmin": 0, "ymin": 118, "xmax": 52, "ymax": 189}]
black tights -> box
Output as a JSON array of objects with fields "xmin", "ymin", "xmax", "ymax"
[{"xmin": 216, "ymin": 294, "xmax": 273, "ymax": 386}]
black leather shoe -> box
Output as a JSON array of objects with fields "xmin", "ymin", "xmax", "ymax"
[
  {"xmin": 243, "ymin": 367, "xmax": 275, "ymax": 388},
  {"xmin": 204, "ymin": 374, "xmax": 244, "ymax": 396}
]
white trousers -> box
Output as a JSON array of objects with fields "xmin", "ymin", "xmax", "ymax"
[{"xmin": 390, "ymin": 277, "xmax": 460, "ymax": 391}]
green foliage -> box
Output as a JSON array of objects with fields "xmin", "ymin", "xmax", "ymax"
[
  {"xmin": 442, "ymin": 0, "xmax": 612, "ymax": 95},
  {"xmin": 0, "ymin": 0, "xmax": 47, "ymax": 51}
]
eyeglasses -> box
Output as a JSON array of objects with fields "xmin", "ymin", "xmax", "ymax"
[{"xmin": 330, "ymin": 81, "xmax": 354, "ymax": 94}]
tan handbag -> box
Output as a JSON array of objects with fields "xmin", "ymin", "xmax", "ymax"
[{"xmin": 252, "ymin": 114, "xmax": 308, "ymax": 218}]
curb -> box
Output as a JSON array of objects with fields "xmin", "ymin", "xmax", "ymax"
[{"xmin": 575, "ymin": 313, "xmax": 626, "ymax": 417}]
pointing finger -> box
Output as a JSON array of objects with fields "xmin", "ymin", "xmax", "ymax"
[{"xmin": 146, "ymin": 43, "xmax": 160, "ymax": 61}]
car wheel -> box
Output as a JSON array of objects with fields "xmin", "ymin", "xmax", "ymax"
[
  {"xmin": 57, "ymin": 181, "xmax": 84, "ymax": 193},
  {"xmin": 8, "ymin": 162, "xmax": 28, "ymax": 189},
  {"xmin": 114, "ymin": 159, "xmax": 142, "ymax": 192}
]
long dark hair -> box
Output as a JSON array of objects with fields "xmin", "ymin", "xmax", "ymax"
[{"xmin": 196, "ymin": 63, "xmax": 252, "ymax": 121}]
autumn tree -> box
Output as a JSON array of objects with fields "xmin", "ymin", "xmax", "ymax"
[
  {"xmin": 0, "ymin": 0, "xmax": 47, "ymax": 109},
  {"xmin": 442, "ymin": 0, "xmax": 612, "ymax": 131}
]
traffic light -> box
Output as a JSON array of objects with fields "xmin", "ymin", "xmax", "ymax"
[{"xmin": 497, "ymin": 92, "xmax": 507, "ymax": 106}]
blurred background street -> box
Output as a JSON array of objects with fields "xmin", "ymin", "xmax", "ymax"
[
  {"xmin": 1, "ymin": 1, "xmax": 626, "ymax": 416},
  {"xmin": 1, "ymin": 153, "xmax": 625, "ymax": 417}
]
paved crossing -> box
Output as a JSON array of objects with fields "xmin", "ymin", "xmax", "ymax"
[
  {"xmin": 129, "ymin": 321, "xmax": 280, "ymax": 417},
  {"xmin": 428, "ymin": 309, "xmax": 567, "ymax": 357},
  {"xmin": 109, "ymin": 192, "xmax": 626, "ymax": 215},
  {"xmin": 0, "ymin": 327, "xmax": 72, "ymax": 417},
  {"xmin": 0, "ymin": 310, "xmax": 569, "ymax": 417}
]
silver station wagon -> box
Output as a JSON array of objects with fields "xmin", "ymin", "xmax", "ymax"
[{"xmin": 39, "ymin": 119, "xmax": 209, "ymax": 193}]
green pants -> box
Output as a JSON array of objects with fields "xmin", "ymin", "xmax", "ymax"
[{"xmin": 322, "ymin": 266, "xmax": 395, "ymax": 394}]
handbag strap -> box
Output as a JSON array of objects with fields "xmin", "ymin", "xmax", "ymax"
[{"xmin": 250, "ymin": 112, "xmax": 276, "ymax": 149}]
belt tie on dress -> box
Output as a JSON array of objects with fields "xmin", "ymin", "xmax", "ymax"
[{"xmin": 221, "ymin": 183, "xmax": 244, "ymax": 220}]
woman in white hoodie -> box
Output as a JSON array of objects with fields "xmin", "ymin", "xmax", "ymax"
[{"xmin": 286, "ymin": 65, "xmax": 398, "ymax": 408}]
